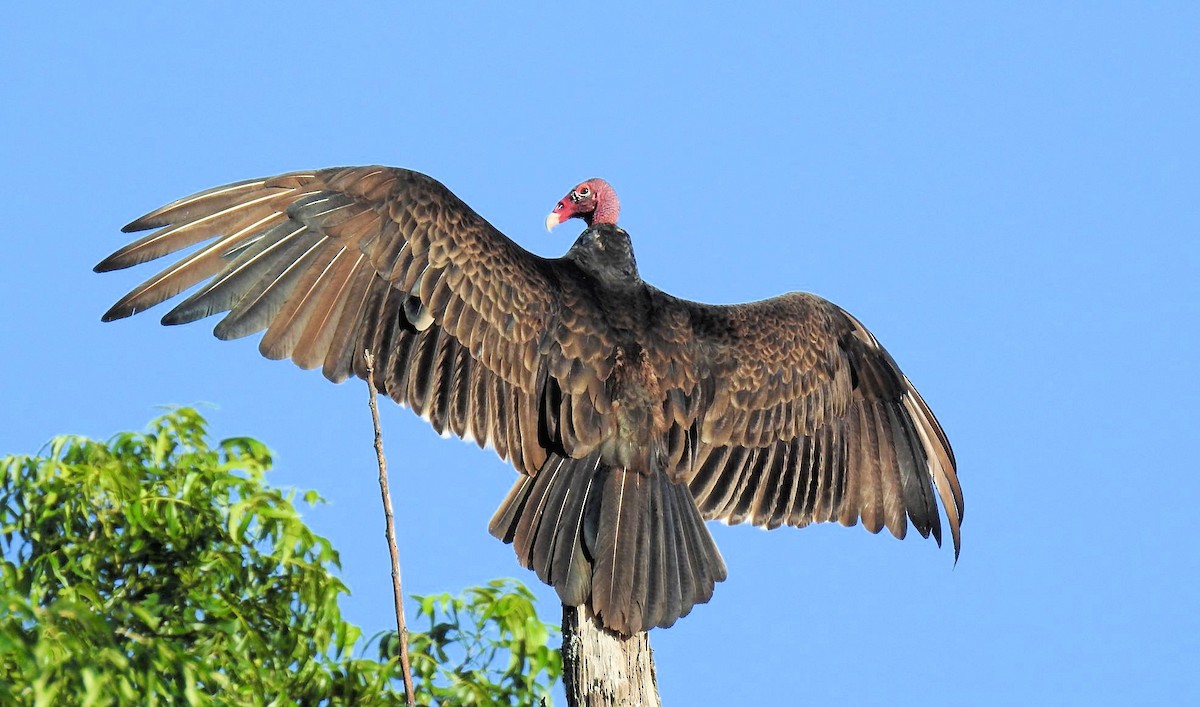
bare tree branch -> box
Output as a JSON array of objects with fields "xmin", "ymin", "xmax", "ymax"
[{"xmin": 364, "ymin": 349, "xmax": 416, "ymax": 707}]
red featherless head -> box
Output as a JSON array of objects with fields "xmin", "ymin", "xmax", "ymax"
[{"xmin": 545, "ymin": 178, "xmax": 620, "ymax": 231}]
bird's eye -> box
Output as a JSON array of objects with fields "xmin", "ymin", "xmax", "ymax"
[{"xmin": 579, "ymin": 186, "xmax": 591, "ymax": 197}]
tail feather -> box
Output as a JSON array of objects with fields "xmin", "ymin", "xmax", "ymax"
[
  {"xmin": 531, "ymin": 458, "xmax": 577, "ymax": 580},
  {"xmin": 676, "ymin": 481, "xmax": 726, "ymax": 605},
  {"xmin": 489, "ymin": 452, "xmax": 727, "ymax": 635},
  {"xmin": 592, "ymin": 467, "xmax": 648, "ymax": 632},
  {"xmin": 642, "ymin": 473, "xmax": 669, "ymax": 629},
  {"xmin": 488, "ymin": 474, "xmax": 531, "ymax": 544},
  {"xmin": 657, "ymin": 478, "xmax": 685, "ymax": 627},
  {"xmin": 666, "ymin": 478, "xmax": 698, "ymax": 625},
  {"xmin": 536, "ymin": 456, "xmax": 596, "ymax": 604}
]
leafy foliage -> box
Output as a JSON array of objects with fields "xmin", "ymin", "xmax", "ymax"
[
  {"xmin": 390, "ymin": 579, "xmax": 561, "ymax": 706},
  {"xmin": 0, "ymin": 408, "xmax": 561, "ymax": 706}
]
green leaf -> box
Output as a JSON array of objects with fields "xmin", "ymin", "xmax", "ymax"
[{"xmin": 0, "ymin": 408, "xmax": 560, "ymax": 705}]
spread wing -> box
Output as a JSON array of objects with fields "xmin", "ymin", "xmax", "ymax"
[
  {"xmin": 658, "ymin": 292, "xmax": 963, "ymax": 556},
  {"xmin": 97, "ymin": 166, "xmax": 618, "ymax": 475}
]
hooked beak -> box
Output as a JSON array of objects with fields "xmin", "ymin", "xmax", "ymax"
[{"xmin": 545, "ymin": 209, "xmax": 564, "ymax": 232}]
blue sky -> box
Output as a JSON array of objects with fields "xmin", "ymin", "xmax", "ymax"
[{"xmin": 3, "ymin": 3, "xmax": 1197, "ymax": 703}]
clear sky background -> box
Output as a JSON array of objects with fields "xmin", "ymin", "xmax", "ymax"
[{"xmin": 3, "ymin": 3, "xmax": 1197, "ymax": 704}]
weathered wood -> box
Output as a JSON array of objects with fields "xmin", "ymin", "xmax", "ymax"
[{"xmin": 561, "ymin": 605, "xmax": 661, "ymax": 707}]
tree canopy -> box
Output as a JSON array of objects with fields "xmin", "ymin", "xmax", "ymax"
[{"xmin": 0, "ymin": 408, "xmax": 559, "ymax": 706}]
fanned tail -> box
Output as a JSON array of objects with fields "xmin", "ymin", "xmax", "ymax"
[{"xmin": 489, "ymin": 452, "xmax": 727, "ymax": 635}]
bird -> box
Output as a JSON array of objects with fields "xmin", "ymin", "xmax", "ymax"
[{"xmin": 96, "ymin": 166, "xmax": 962, "ymax": 635}]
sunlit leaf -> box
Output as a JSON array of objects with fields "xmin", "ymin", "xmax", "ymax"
[{"xmin": 0, "ymin": 409, "xmax": 560, "ymax": 705}]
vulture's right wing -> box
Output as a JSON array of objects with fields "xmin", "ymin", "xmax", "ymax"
[{"xmin": 98, "ymin": 166, "xmax": 616, "ymax": 475}]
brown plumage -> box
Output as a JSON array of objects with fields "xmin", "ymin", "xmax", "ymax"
[{"xmin": 97, "ymin": 166, "xmax": 962, "ymax": 635}]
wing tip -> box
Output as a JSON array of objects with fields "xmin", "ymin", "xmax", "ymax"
[
  {"xmin": 94, "ymin": 253, "xmax": 128, "ymax": 273},
  {"xmin": 122, "ymin": 208, "xmax": 175, "ymax": 233}
]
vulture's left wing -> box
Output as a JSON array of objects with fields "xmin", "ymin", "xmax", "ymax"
[{"xmin": 662, "ymin": 292, "xmax": 962, "ymax": 556}]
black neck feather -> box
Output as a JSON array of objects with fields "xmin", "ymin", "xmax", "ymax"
[{"xmin": 566, "ymin": 223, "xmax": 641, "ymax": 287}]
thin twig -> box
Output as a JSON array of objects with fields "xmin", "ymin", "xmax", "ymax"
[{"xmin": 364, "ymin": 349, "xmax": 416, "ymax": 707}]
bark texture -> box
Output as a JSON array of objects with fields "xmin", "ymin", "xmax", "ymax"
[{"xmin": 561, "ymin": 605, "xmax": 660, "ymax": 707}]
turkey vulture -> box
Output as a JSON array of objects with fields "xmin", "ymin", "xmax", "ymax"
[{"xmin": 96, "ymin": 166, "xmax": 962, "ymax": 635}]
